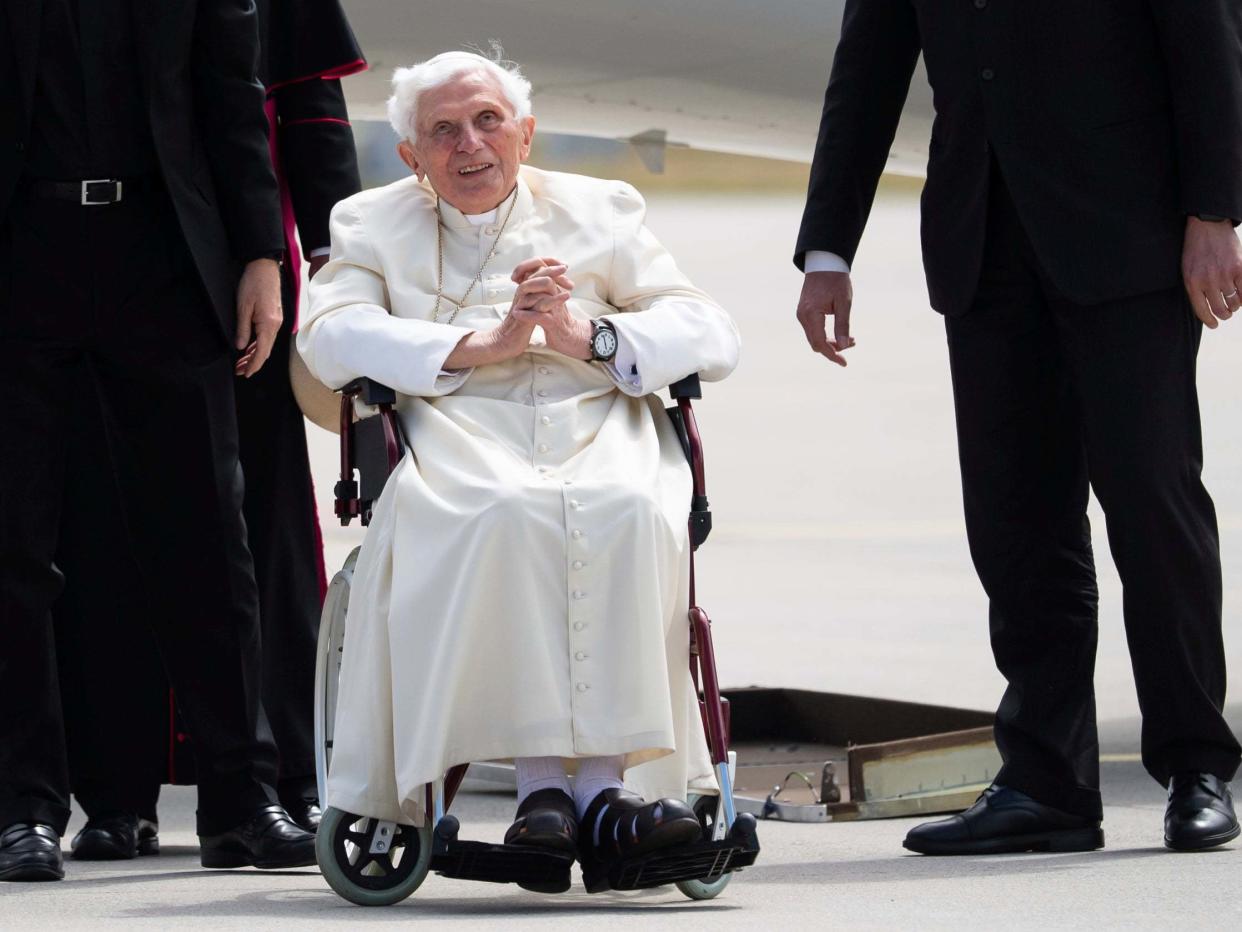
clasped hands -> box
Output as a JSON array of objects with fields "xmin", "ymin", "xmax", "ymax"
[{"xmin": 445, "ymin": 256, "xmax": 593, "ymax": 370}]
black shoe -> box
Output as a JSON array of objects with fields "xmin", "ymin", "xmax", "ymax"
[
  {"xmin": 903, "ymin": 785, "xmax": 1104, "ymax": 855},
  {"xmin": 0, "ymin": 824, "xmax": 63, "ymax": 882},
  {"xmin": 505, "ymin": 788, "xmax": 578, "ymax": 854},
  {"xmin": 579, "ymin": 788, "xmax": 700, "ymax": 864},
  {"xmin": 281, "ymin": 797, "xmax": 322, "ymax": 834},
  {"xmin": 504, "ymin": 788, "xmax": 578, "ymax": 893},
  {"xmin": 199, "ymin": 804, "xmax": 316, "ymax": 870},
  {"xmin": 71, "ymin": 814, "xmax": 159, "ymax": 861},
  {"xmin": 1164, "ymin": 773, "xmax": 1239, "ymax": 851}
]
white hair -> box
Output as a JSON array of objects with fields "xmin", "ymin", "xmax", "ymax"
[{"xmin": 386, "ymin": 48, "xmax": 533, "ymax": 143}]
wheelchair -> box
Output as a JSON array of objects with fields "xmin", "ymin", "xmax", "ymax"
[{"xmin": 313, "ymin": 375, "xmax": 760, "ymax": 906}]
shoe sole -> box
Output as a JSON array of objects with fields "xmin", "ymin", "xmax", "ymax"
[
  {"xmin": 0, "ymin": 862, "xmax": 64, "ymax": 882},
  {"xmin": 201, "ymin": 848, "xmax": 317, "ymax": 870},
  {"xmin": 72, "ymin": 839, "xmax": 159, "ymax": 861},
  {"xmin": 1165, "ymin": 823, "xmax": 1241, "ymax": 852},
  {"xmin": 903, "ymin": 826, "xmax": 1105, "ymax": 856}
]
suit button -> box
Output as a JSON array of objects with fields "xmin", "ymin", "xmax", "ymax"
[
  {"xmin": 15, "ymin": 141, "xmax": 25, "ymax": 152},
  {"xmin": 974, "ymin": 0, "xmax": 987, "ymax": 8},
  {"xmin": 980, "ymin": 68, "xmax": 995, "ymax": 81}
]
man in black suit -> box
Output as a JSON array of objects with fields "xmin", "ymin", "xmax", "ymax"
[
  {"xmin": 0, "ymin": 0, "xmax": 316, "ymax": 880},
  {"xmin": 49, "ymin": 0, "xmax": 365, "ymax": 857},
  {"xmin": 796, "ymin": 0, "xmax": 1241, "ymax": 853}
]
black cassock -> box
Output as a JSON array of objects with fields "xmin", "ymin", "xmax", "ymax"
[{"xmin": 53, "ymin": 0, "xmax": 364, "ymax": 818}]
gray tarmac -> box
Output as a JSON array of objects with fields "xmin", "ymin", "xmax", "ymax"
[{"xmin": 2, "ymin": 189, "xmax": 1238, "ymax": 927}]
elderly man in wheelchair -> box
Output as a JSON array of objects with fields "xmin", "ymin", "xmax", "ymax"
[{"xmin": 297, "ymin": 50, "xmax": 756, "ymax": 905}]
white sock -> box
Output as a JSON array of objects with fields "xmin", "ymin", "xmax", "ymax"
[
  {"xmin": 515, "ymin": 756, "xmax": 571, "ymax": 806},
  {"xmin": 573, "ymin": 754, "xmax": 626, "ymax": 820}
]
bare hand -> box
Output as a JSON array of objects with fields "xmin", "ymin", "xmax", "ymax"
[
  {"xmin": 235, "ymin": 258, "xmax": 283, "ymax": 377},
  {"xmin": 1182, "ymin": 217, "xmax": 1242, "ymax": 328},
  {"xmin": 510, "ymin": 257, "xmax": 591, "ymax": 359},
  {"xmin": 796, "ymin": 271, "xmax": 856, "ymax": 367}
]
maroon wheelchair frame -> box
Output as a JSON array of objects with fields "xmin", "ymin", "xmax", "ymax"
[{"xmin": 332, "ymin": 376, "xmax": 731, "ymax": 815}]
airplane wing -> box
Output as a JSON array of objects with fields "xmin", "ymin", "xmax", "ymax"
[{"xmin": 340, "ymin": 0, "xmax": 933, "ymax": 174}]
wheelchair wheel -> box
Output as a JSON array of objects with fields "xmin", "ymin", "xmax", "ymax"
[
  {"xmin": 315, "ymin": 547, "xmax": 360, "ymax": 804},
  {"xmin": 675, "ymin": 794, "xmax": 733, "ymax": 901},
  {"xmin": 317, "ymin": 806, "xmax": 432, "ymax": 906}
]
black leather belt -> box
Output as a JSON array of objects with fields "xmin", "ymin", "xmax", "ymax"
[{"xmin": 25, "ymin": 176, "xmax": 153, "ymax": 205}]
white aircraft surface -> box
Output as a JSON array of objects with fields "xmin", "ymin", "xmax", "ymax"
[{"xmin": 341, "ymin": 0, "xmax": 933, "ymax": 172}]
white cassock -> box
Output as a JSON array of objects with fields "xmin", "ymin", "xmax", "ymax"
[{"xmin": 298, "ymin": 165, "xmax": 740, "ymax": 826}]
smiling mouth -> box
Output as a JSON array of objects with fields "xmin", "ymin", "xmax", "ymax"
[{"xmin": 458, "ymin": 163, "xmax": 494, "ymax": 175}]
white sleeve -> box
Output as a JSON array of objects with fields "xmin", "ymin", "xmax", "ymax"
[
  {"xmin": 602, "ymin": 182, "xmax": 740, "ymax": 397},
  {"xmin": 297, "ymin": 200, "xmax": 473, "ymax": 397},
  {"xmin": 307, "ymin": 246, "xmax": 332, "ymax": 258},
  {"xmin": 804, "ymin": 250, "xmax": 851, "ymax": 274}
]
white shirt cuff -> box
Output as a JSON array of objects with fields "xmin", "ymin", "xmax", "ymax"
[
  {"xmin": 307, "ymin": 246, "xmax": 332, "ymax": 258},
  {"xmin": 804, "ymin": 250, "xmax": 850, "ymax": 274}
]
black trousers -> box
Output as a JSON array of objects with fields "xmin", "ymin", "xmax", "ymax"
[
  {"xmin": 0, "ymin": 186, "xmax": 279, "ymax": 836},
  {"xmin": 52, "ymin": 266, "xmax": 324, "ymax": 818},
  {"xmin": 946, "ymin": 171, "xmax": 1242, "ymax": 820}
]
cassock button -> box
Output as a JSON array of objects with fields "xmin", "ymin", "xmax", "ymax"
[
  {"xmin": 541, "ymin": 416, "xmax": 552, "ymax": 425},
  {"xmin": 576, "ymin": 682, "xmax": 589, "ymax": 692},
  {"xmin": 572, "ymin": 590, "xmax": 587, "ymax": 599},
  {"xmin": 571, "ymin": 529, "xmax": 583, "ymax": 539},
  {"xmin": 484, "ymin": 226, "xmax": 499, "ymax": 235},
  {"xmin": 573, "ymin": 621, "xmax": 586, "ymax": 631},
  {"xmin": 569, "ymin": 500, "xmax": 581, "ymax": 509},
  {"xmin": 981, "ymin": 67, "xmax": 995, "ymax": 81},
  {"xmin": 572, "ymin": 560, "xmax": 584, "ymax": 570},
  {"xmin": 538, "ymin": 390, "xmax": 549, "ymax": 397},
  {"xmin": 539, "ymin": 366, "xmax": 551, "ymax": 375},
  {"xmin": 538, "ymin": 443, "xmax": 549, "ymax": 453},
  {"xmin": 575, "ymin": 651, "xmax": 588, "ymax": 661}
]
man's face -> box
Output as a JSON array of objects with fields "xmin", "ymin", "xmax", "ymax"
[{"xmin": 398, "ymin": 71, "xmax": 534, "ymax": 215}]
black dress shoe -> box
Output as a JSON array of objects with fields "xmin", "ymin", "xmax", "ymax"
[
  {"xmin": 199, "ymin": 804, "xmax": 316, "ymax": 869},
  {"xmin": 504, "ymin": 788, "xmax": 578, "ymax": 894},
  {"xmin": 0, "ymin": 824, "xmax": 63, "ymax": 882},
  {"xmin": 1164, "ymin": 773, "xmax": 1239, "ymax": 851},
  {"xmin": 903, "ymin": 785, "xmax": 1104, "ymax": 855},
  {"xmin": 504, "ymin": 788, "xmax": 578, "ymax": 854},
  {"xmin": 579, "ymin": 788, "xmax": 701, "ymax": 865},
  {"xmin": 71, "ymin": 814, "xmax": 159, "ymax": 861},
  {"xmin": 281, "ymin": 797, "xmax": 322, "ymax": 834}
]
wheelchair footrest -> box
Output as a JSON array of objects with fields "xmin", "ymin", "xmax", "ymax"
[
  {"xmin": 584, "ymin": 812, "xmax": 760, "ymax": 893},
  {"xmin": 430, "ymin": 816, "xmax": 575, "ymax": 890}
]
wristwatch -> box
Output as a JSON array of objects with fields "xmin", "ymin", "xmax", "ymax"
[{"xmin": 589, "ymin": 318, "xmax": 618, "ymax": 362}]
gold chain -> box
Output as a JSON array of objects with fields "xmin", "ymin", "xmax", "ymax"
[{"xmin": 432, "ymin": 189, "xmax": 520, "ymax": 325}]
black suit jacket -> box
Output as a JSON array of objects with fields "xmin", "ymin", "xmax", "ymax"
[
  {"xmin": 795, "ymin": 0, "xmax": 1242, "ymax": 316},
  {"xmin": 0, "ymin": 0, "xmax": 284, "ymax": 336}
]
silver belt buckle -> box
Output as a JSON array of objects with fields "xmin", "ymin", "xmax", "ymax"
[{"xmin": 81, "ymin": 179, "xmax": 122, "ymax": 206}]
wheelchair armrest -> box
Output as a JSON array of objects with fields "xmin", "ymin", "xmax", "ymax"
[
  {"xmin": 667, "ymin": 374, "xmax": 702, "ymax": 400},
  {"xmin": 341, "ymin": 377, "xmax": 397, "ymax": 407}
]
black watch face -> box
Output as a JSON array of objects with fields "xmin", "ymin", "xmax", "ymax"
[{"xmin": 593, "ymin": 325, "xmax": 618, "ymax": 359}]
